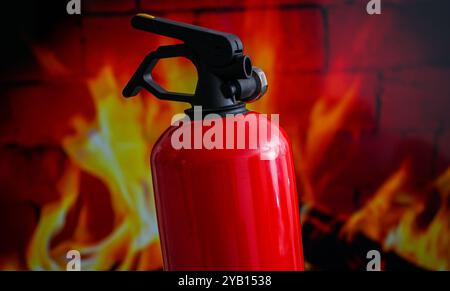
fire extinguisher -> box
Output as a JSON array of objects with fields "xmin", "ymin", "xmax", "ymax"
[{"xmin": 123, "ymin": 14, "xmax": 304, "ymax": 271}]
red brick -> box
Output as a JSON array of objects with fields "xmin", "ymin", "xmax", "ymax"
[
  {"xmin": 39, "ymin": 19, "xmax": 84, "ymax": 77},
  {"xmin": 438, "ymin": 133, "xmax": 450, "ymax": 165},
  {"xmin": 2, "ymin": 18, "xmax": 83, "ymax": 82},
  {"xmin": 389, "ymin": 131, "xmax": 438, "ymax": 186},
  {"xmin": 298, "ymin": 129, "xmax": 394, "ymax": 215},
  {"xmin": 0, "ymin": 81, "xmax": 94, "ymax": 146},
  {"xmin": 141, "ymin": 0, "xmax": 242, "ymax": 10},
  {"xmin": 0, "ymin": 145, "xmax": 66, "ymax": 206},
  {"xmin": 196, "ymin": 8, "xmax": 325, "ymax": 72},
  {"xmin": 380, "ymin": 68, "xmax": 450, "ymax": 132},
  {"xmin": 265, "ymin": 71, "xmax": 380, "ymax": 215},
  {"xmin": 383, "ymin": 0, "xmax": 444, "ymax": 5},
  {"xmin": 300, "ymin": 128, "xmax": 440, "ymax": 216},
  {"xmin": 149, "ymin": 12, "xmax": 197, "ymax": 33},
  {"xmin": 0, "ymin": 202, "xmax": 37, "ymax": 265},
  {"xmin": 273, "ymin": 72, "xmax": 378, "ymax": 133},
  {"xmin": 328, "ymin": 2, "xmax": 450, "ymax": 70},
  {"xmin": 141, "ymin": 0, "xmax": 350, "ymax": 11},
  {"xmin": 84, "ymin": 0, "xmax": 136, "ymax": 13}
]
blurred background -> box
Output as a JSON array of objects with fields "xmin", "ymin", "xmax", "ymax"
[{"xmin": 0, "ymin": 0, "xmax": 449, "ymax": 270}]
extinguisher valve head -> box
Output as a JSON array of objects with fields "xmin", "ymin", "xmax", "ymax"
[{"xmin": 123, "ymin": 14, "xmax": 268, "ymax": 115}]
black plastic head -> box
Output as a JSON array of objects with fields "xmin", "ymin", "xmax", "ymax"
[{"xmin": 123, "ymin": 14, "xmax": 267, "ymax": 114}]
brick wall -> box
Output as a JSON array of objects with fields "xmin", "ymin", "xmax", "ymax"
[{"xmin": 0, "ymin": 0, "xmax": 449, "ymax": 265}]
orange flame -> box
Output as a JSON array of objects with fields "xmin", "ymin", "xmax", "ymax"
[
  {"xmin": 27, "ymin": 162, "xmax": 80, "ymax": 270},
  {"xmin": 298, "ymin": 76, "xmax": 449, "ymax": 270},
  {"xmin": 25, "ymin": 67, "xmax": 186, "ymax": 270},
  {"xmin": 340, "ymin": 161, "xmax": 410, "ymax": 242},
  {"xmin": 15, "ymin": 9, "xmax": 448, "ymax": 271},
  {"xmin": 384, "ymin": 167, "xmax": 450, "ymax": 270},
  {"xmin": 298, "ymin": 81, "xmax": 360, "ymax": 203},
  {"xmin": 341, "ymin": 161, "xmax": 450, "ymax": 270}
]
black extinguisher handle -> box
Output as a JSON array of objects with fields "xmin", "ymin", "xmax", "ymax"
[
  {"xmin": 123, "ymin": 44, "xmax": 195, "ymax": 103},
  {"xmin": 131, "ymin": 14, "xmax": 242, "ymax": 67}
]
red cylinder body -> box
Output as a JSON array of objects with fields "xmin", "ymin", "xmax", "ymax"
[{"xmin": 151, "ymin": 111, "xmax": 304, "ymax": 270}]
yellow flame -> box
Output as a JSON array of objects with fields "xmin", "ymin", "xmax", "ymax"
[
  {"xmin": 27, "ymin": 162, "xmax": 80, "ymax": 270},
  {"xmin": 305, "ymin": 82, "xmax": 358, "ymax": 171},
  {"xmin": 298, "ymin": 81, "xmax": 359, "ymax": 203},
  {"xmin": 297, "ymin": 75, "xmax": 449, "ymax": 270},
  {"xmin": 341, "ymin": 163, "xmax": 450, "ymax": 270},
  {"xmin": 340, "ymin": 161, "xmax": 410, "ymax": 242},
  {"xmin": 384, "ymin": 168, "xmax": 450, "ymax": 270},
  {"xmin": 19, "ymin": 12, "xmax": 448, "ymax": 271},
  {"xmin": 26, "ymin": 67, "xmax": 182, "ymax": 270}
]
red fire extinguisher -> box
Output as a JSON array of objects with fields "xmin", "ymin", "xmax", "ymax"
[{"xmin": 123, "ymin": 14, "xmax": 304, "ymax": 271}]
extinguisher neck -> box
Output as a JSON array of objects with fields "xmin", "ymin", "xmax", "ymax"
[
  {"xmin": 184, "ymin": 103, "xmax": 248, "ymax": 119},
  {"xmin": 193, "ymin": 67, "xmax": 234, "ymax": 108}
]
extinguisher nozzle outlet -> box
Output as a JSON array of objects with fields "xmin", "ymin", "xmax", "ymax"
[
  {"xmin": 123, "ymin": 14, "xmax": 269, "ymax": 115},
  {"xmin": 225, "ymin": 67, "xmax": 268, "ymax": 103},
  {"xmin": 214, "ymin": 55, "xmax": 253, "ymax": 80}
]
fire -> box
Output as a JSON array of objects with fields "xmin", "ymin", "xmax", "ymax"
[
  {"xmin": 298, "ymin": 81, "xmax": 360, "ymax": 203},
  {"xmin": 340, "ymin": 161, "xmax": 410, "ymax": 243},
  {"xmin": 341, "ymin": 161, "xmax": 450, "ymax": 270},
  {"xmin": 27, "ymin": 162, "xmax": 80, "ymax": 270},
  {"xmin": 384, "ymin": 167, "xmax": 450, "ymax": 270},
  {"xmin": 25, "ymin": 67, "xmax": 183, "ymax": 270},
  {"xmin": 298, "ymin": 76, "xmax": 449, "ymax": 270},
  {"xmin": 7, "ymin": 10, "xmax": 447, "ymax": 271}
]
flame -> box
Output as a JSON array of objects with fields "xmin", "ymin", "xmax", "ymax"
[
  {"xmin": 24, "ymin": 12, "xmax": 281, "ymax": 269},
  {"xmin": 298, "ymin": 76, "xmax": 449, "ymax": 270},
  {"xmin": 27, "ymin": 162, "xmax": 80, "ymax": 270},
  {"xmin": 10, "ymin": 8, "xmax": 447, "ymax": 271},
  {"xmin": 341, "ymin": 163, "xmax": 450, "ymax": 270},
  {"xmin": 384, "ymin": 168, "xmax": 450, "ymax": 270},
  {"xmin": 25, "ymin": 67, "xmax": 184, "ymax": 270},
  {"xmin": 305, "ymin": 82, "xmax": 358, "ymax": 173},
  {"xmin": 298, "ymin": 81, "xmax": 360, "ymax": 203},
  {"xmin": 340, "ymin": 161, "xmax": 410, "ymax": 242}
]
